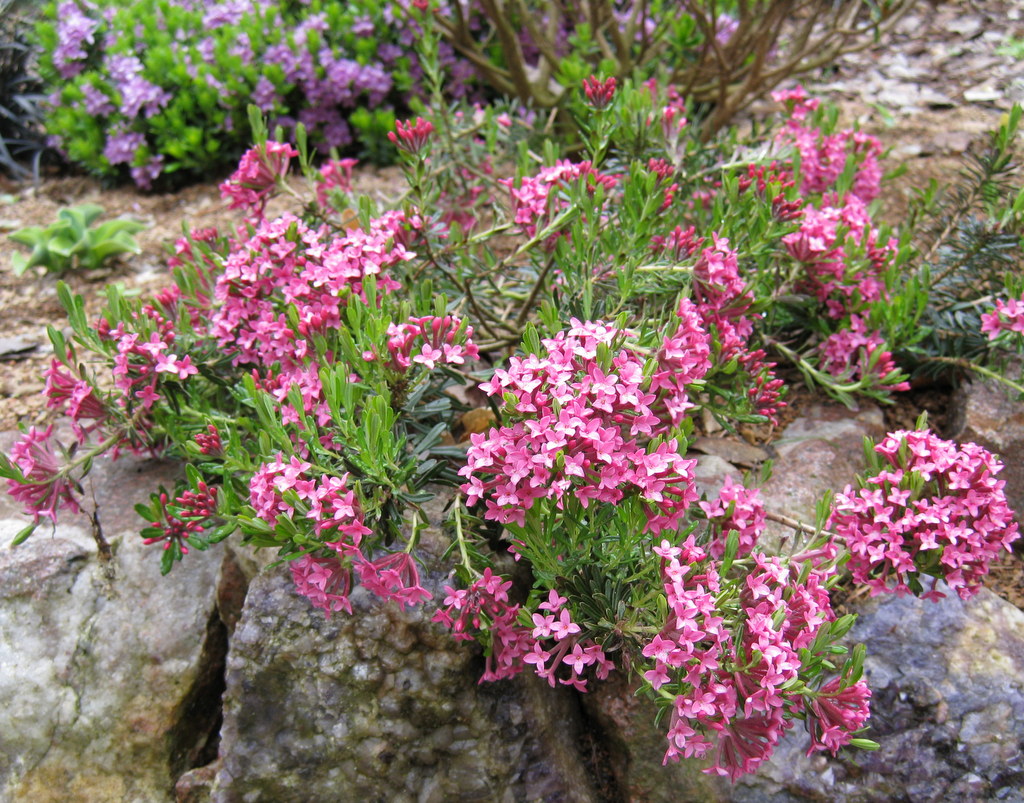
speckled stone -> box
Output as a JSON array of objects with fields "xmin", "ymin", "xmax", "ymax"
[
  {"xmin": 951, "ymin": 377, "xmax": 1024, "ymax": 522},
  {"xmin": 0, "ymin": 441, "xmax": 225, "ymax": 803},
  {"xmin": 210, "ymin": 523, "xmax": 597, "ymax": 803},
  {"xmin": 759, "ymin": 402, "xmax": 886, "ymax": 553},
  {"xmin": 733, "ymin": 586, "xmax": 1024, "ymax": 803}
]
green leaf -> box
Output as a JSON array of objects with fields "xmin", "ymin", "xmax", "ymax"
[{"xmin": 11, "ymin": 523, "xmax": 36, "ymax": 546}]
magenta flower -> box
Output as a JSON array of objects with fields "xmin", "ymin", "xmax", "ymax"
[
  {"xmin": 355, "ymin": 552, "xmax": 432, "ymax": 608},
  {"xmin": 6, "ymin": 426, "xmax": 82, "ymax": 524},
  {"xmin": 387, "ymin": 117, "xmax": 434, "ymax": 153},
  {"xmin": 829, "ymin": 429, "xmax": 1020, "ymax": 600}
]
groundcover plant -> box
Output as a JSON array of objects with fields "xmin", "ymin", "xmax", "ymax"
[{"xmin": 4, "ymin": 27, "xmax": 1024, "ymax": 780}]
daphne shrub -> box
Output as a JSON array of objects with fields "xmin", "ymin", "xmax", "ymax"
[{"xmin": 3, "ymin": 69, "xmax": 1023, "ymax": 782}]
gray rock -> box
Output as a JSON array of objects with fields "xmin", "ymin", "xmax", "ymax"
[
  {"xmin": 760, "ymin": 402, "xmax": 885, "ymax": 552},
  {"xmin": 582, "ymin": 673, "xmax": 731, "ymax": 803},
  {"xmin": 0, "ymin": 445, "xmax": 227, "ymax": 803},
  {"xmin": 209, "ymin": 525, "xmax": 597, "ymax": 803},
  {"xmin": 950, "ymin": 377, "xmax": 1024, "ymax": 522},
  {"xmin": 734, "ymin": 586, "xmax": 1024, "ymax": 803}
]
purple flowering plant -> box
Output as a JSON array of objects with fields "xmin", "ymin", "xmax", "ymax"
[
  {"xmin": 4, "ymin": 36, "xmax": 1024, "ymax": 780},
  {"xmin": 31, "ymin": 0, "xmax": 477, "ymax": 187}
]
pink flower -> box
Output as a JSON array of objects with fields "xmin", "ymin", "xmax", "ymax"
[
  {"xmin": 981, "ymin": 292, "xmax": 1024, "ymax": 340},
  {"xmin": 355, "ymin": 552, "xmax": 432, "ymax": 608},
  {"xmin": 219, "ymin": 141, "xmax": 298, "ymax": 218},
  {"xmin": 316, "ymin": 157, "xmax": 358, "ymax": 207},
  {"xmin": 582, "ymin": 75, "xmax": 617, "ymax": 109},
  {"xmin": 806, "ymin": 677, "xmax": 872, "ymax": 755},
  {"xmin": 141, "ymin": 482, "xmax": 219, "ymax": 555},
  {"xmin": 6, "ymin": 426, "xmax": 82, "ymax": 524},
  {"xmin": 386, "ymin": 314, "xmax": 479, "ymax": 372},
  {"xmin": 818, "ymin": 315, "xmax": 909, "ymax": 393},
  {"xmin": 460, "ymin": 320, "xmax": 701, "ymax": 532},
  {"xmin": 388, "ymin": 117, "xmax": 434, "ymax": 153},
  {"xmin": 699, "ymin": 476, "xmax": 766, "ymax": 559},
  {"xmin": 291, "ymin": 554, "xmax": 353, "ymax": 616}
]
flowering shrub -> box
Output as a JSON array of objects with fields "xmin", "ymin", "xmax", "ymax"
[
  {"xmin": 32, "ymin": 0, "xmax": 481, "ymax": 186},
  {"xmin": 3, "ymin": 51, "xmax": 1024, "ymax": 782}
]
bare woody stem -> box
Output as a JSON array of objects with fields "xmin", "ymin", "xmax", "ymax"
[{"xmin": 764, "ymin": 509, "xmax": 840, "ymax": 540}]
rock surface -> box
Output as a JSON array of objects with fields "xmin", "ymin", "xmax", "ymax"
[
  {"xmin": 760, "ymin": 402, "xmax": 886, "ymax": 552},
  {"xmin": 734, "ymin": 586, "xmax": 1024, "ymax": 803},
  {"xmin": 0, "ymin": 439, "xmax": 227, "ymax": 803},
  {"xmin": 951, "ymin": 377, "xmax": 1024, "ymax": 521},
  {"xmin": 208, "ymin": 527, "xmax": 598, "ymax": 803}
]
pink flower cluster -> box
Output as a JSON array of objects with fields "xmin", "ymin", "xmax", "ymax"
[
  {"xmin": 699, "ymin": 476, "xmax": 766, "ymax": 559},
  {"xmin": 250, "ymin": 455, "xmax": 371, "ymax": 548},
  {"xmin": 44, "ymin": 359, "xmax": 108, "ymax": 441},
  {"xmin": 772, "ymin": 86, "xmax": 882, "ymax": 203},
  {"xmin": 647, "ymin": 538, "xmax": 866, "ymax": 779},
  {"xmin": 210, "ymin": 211, "xmax": 411, "ymax": 424},
  {"xmin": 460, "ymin": 319, "xmax": 706, "ymax": 532},
  {"xmin": 219, "ymin": 141, "xmax": 299, "ymax": 218},
  {"xmin": 829, "ymin": 429, "xmax": 1020, "ymax": 600},
  {"xmin": 433, "ymin": 576, "xmax": 613, "ymax": 689},
  {"xmin": 315, "ymin": 157, "xmax": 358, "ymax": 208},
  {"xmin": 689, "ymin": 236, "xmax": 786, "ymax": 424},
  {"xmin": 142, "ymin": 482, "xmax": 218, "ymax": 554},
  {"xmin": 385, "ymin": 314, "xmax": 480, "ymax": 371},
  {"xmin": 502, "ymin": 160, "xmax": 618, "ymax": 240},
  {"xmin": 818, "ymin": 314, "xmax": 909, "ymax": 393},
  {"xmin": 737, "ymin": 162, "xmax": 803, "ymax": 221},
  {"xmin": 97, "ymin": 302, "xmax": 198, "ymax": 413},
  {"xmin": 647, "ymin": 158, "xmax": 680, "ymax": 211},
  {"xmin": 251, "ymin": 455, "xmax": 432, "ymax": 615},
  {"xmin": 6, "ymin": 426, "xmax": 82, "ymax": 524},
  {"xmin": 433, "ymin": 569, "xmax": 536, "ymax": 681},
  {"xmin": 582, "ymin": 75, "xmax": 617, "ymax": 109},
  {"xmin": 194, "ymin": 424, "xmax": 222, "ymax": 456},
  {"xmin": 782, "ymin": 197, "xmax": 894, "ymax": 320},
  {"xmin": 981, "ymin": 292, "xmax": 1024, "ymax": 340},
  {"xmin": 388, "ymin": 116, "xmax": 434, "ymax": 153}
]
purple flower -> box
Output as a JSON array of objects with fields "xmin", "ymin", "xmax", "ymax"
[
  {"xmin": 351, "ymin": 15, "xmax": 375, "ymax": 37},
  {"xmin": 54, "ymin": 2, "xmax": 99, "ymax": 79},
  {"xmin": 81, "ymin": 84, "xmax": 114, "ymax": 116},
  {"xmin": 131, "ymin": 155, "xmax": 165, "ymax": 190},
  {"xmin": 251, "ymin": 76, "xmax": 280, "ymax": 112},
  {"xmin": 119, "ymin": 75, "xmax": 172, "ymax": 119},
  {"xmin": 103, "ymin": 130, "xmax": 145, "ymax": 165}
]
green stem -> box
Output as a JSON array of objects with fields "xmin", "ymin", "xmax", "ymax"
[
  {"xmin": 452, "ymin": 494, "xmax": 479, "ymax": 577},
  {"xmin": 928, "ymin": 356, "xmax": 1024, "ymax": 396}
]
